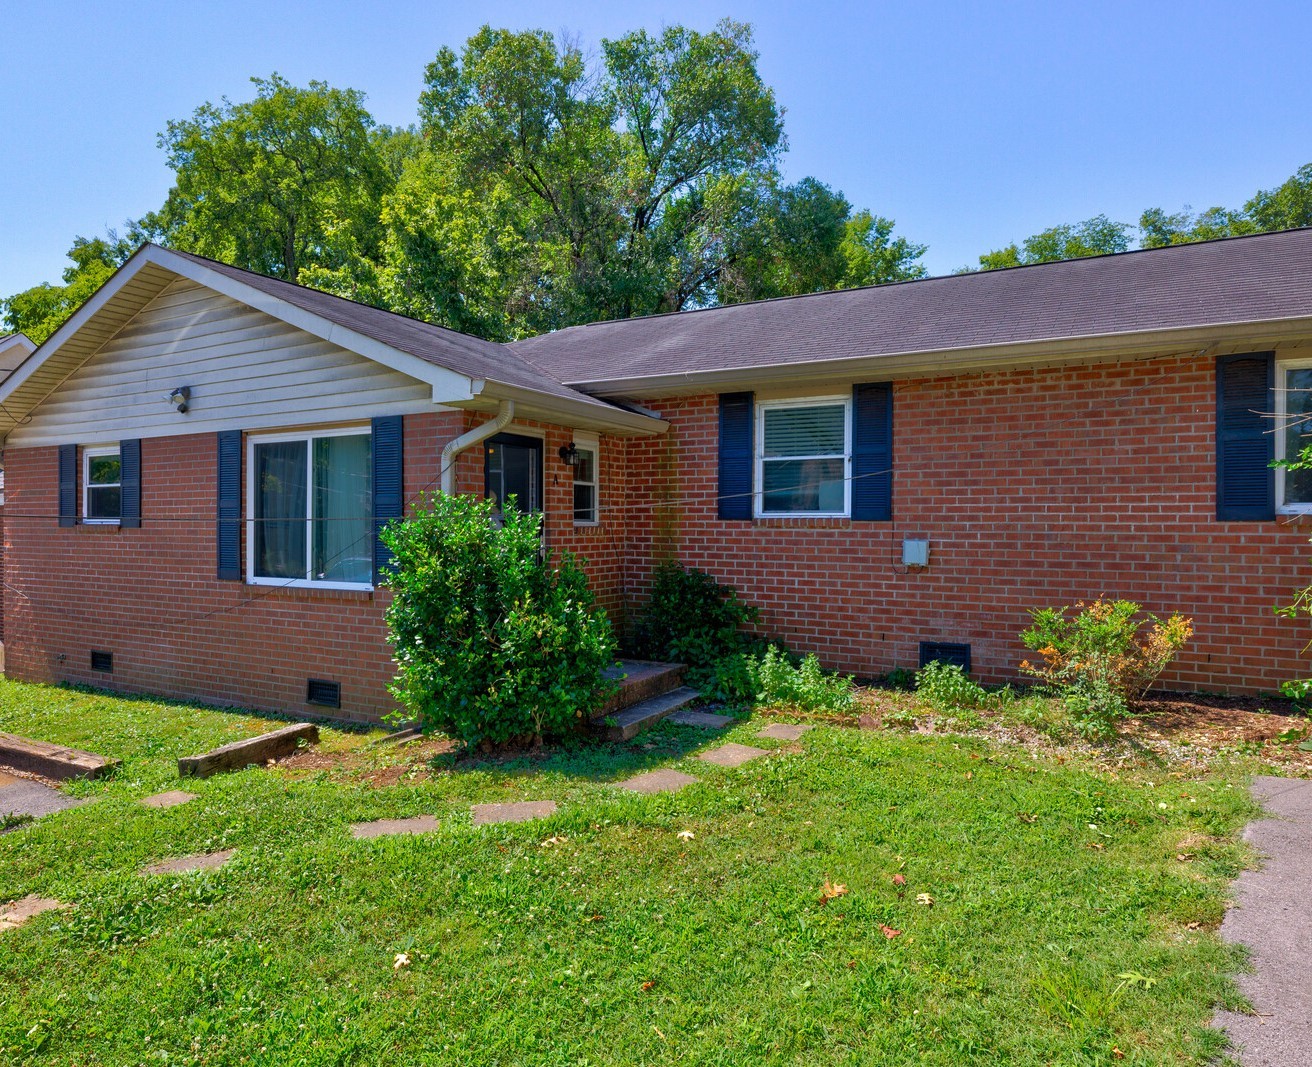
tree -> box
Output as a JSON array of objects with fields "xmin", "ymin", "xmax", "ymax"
[
  {"xmin": 718, "ymin": 178, "xmax": 925, "ymax": 302},
  {"xmin": 1, "ymin": 234, "xmax": 135, "ymax": 344},
  {"xmin": 1246, "ymin": 163, "xmax": 1312, "ymax": 232},
  {"xmin": 153, "ymin": 74, "xmax": 392, "ymax": 283},
  {"xmin": 972, "ymin": 215, "xmax": 1132, "ymax": 272},
  {"xmin": 392, "ymin": 20, "xmax": 923, "ymax": 333}
]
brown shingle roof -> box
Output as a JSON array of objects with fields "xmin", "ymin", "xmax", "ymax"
[{"xmin": 509, "ymin": 228, "xmax": 1312, "ymax": 387}]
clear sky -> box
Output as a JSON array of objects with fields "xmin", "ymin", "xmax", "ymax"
[{"xmin": 3, "ymin": 0, "xmax": 1310, "ymax": 298}]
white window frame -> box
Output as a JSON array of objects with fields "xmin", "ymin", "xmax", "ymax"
[
  {"xmin": 754, "ymin": 396, "xmax": 852, "ymax": 519},
  {"xmin": 572, "ymin": 432, "xmax": 600, "ymax": 526},
  {"xmin": 82, "ymin": 445, "xmax": 121, "ymax": 525},
  {"xmin": 245, "ymin": 425, "xmax": 374, "ymax": 591},
  {"xmin": 1277, "ymin": 359, "xmax": 1312, "ymax": 514}
]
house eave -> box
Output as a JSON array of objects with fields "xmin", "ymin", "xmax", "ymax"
[{"xmin": 565, "ymin": 316, "xmax": 1312, "ymax": 398}]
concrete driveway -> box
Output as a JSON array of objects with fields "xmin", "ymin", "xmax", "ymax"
[{"xmin": 1215, "ymin": 776, "xmax": 1312, "ymax": 1066}]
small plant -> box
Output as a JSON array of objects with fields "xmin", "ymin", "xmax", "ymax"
[
  {"xmin": 915, "ymin": 661, "xmax": 989, "ymax": 712},
  {"xmin": 883, "ymin": 667, "xmax": 917, "ymax": 691},
  {"xmin": 702, "ymin": 645, "xmax": 855, "ymax": 713},
  {"xmin": 1020, "ymin": 599, "xmax": 1193, "ymax": 738},
  {"xmin": 754, "ymin": 646, "xmax": 855, "ymax": 713},
  {"xmin": 382, "ymin": 493, "xmax": 616, "ymax": 747},
  {"xmin": 632, "ymin": 561, "xmax": 759, "ymax": 671}
]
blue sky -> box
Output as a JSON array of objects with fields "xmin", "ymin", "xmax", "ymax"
[{"xmin": 3, "ymin": 0, "xmax": 1310, "ymax": 299}]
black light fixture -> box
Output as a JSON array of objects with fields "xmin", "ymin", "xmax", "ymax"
[
  {"xmin": 558, "ymin": 441, "xmax": 580, "ymax": 468},
  {"xmin": 167, "ymin": 386, "xmax": 191, "ymax": 414}
]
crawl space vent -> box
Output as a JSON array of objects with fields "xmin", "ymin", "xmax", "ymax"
[
  {"xmin": 306, "ymin": 678, "xmax": 341, "ymax": 709},
  {"xmin": 90, "ymin": 650, "xmax": 113, "ymax": 673},
  {"xmin": 918, "ymin": 641, "xmax": 971, "ymax": 674}
]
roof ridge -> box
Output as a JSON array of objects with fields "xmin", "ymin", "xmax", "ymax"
[{"xmin": 508, "ymin": 225, "xmax": 1312, "ymax": 342}]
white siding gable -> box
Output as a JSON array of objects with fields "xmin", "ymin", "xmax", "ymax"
[{"xmin": 8, "ymin": 278, "xmax": 440, "ymax": 447}]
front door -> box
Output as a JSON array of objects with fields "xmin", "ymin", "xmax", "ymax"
[{"xmin": 484, "ymin": 433, "xmax": 543, "ymax": 518}]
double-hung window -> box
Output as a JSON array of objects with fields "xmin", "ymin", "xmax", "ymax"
[
  {"xmin": 1278, "ymin": 360, "xmax": 1312, "ymax": 512},
  {"xmin": 247, "ymin": 427, "xmax": 373, "ymax": 588},
  {"xmin": 83, "ymin": 446, "xmax": 122, "ymax": 523},
  {"xmin": 573, "ymin": 435, "xmax": 599, "ymax": 524},
  {"xmin": 756, "ymin": 397, "xmax": 851, "ymax": 517}
]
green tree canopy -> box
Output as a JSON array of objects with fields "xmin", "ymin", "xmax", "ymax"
[
  {"xmin": 1, "ymin": 235, "xmax": 135, "ymax": 344},
  {"xmin": 150, "ymin": 74, "xmax": 394, "ymax": 283},
  {"xmin": 971, "ymin": 215, "xmax": 1132, "ymax": 272}
]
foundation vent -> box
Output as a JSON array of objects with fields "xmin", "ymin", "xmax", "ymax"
[
  {"xmin": 306, "ymin": 678, "xmax": 341, "ymax": 709},
  {"xmin": 90, "ymin": 650, "xmax": 114, "ymax": 673},
  {"xmin": 918, "ymin": 641, "xmax": 971, "ymax": 674}
]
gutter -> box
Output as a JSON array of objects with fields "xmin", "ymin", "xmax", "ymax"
[{"xmin": 440, "ymin": 400, "xmax": 514, "ymax": 494}]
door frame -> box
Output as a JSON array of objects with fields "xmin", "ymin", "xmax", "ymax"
[{"xmin": 484, "ymin": 431, "xmax": 545, "ymax": 515}]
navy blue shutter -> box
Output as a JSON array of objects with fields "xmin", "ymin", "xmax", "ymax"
[
  {"xmin": 119, "ymin": 439, "xmax": 141, "ymax": 529},
  {"xmin": 58, "ymin": 444, "xmax": 77, "ymax": 527},
  {"xmin": 1216, "ymin": 353, "xmax": 1275, "ymax": 521},
  {"xmin": 371, "ymin": 415, "xmax": 404, "ymax": 585},
  {"xmin": 717, "ymin": 393, "xmax": 754, "ymax": 520},
  {"xmin": 851, "ymin": 383, "xmax": 893, "ymax": 521},
  {"xmin": 216, "ymin": 430, "xmax": 242, "ymax": 580}
]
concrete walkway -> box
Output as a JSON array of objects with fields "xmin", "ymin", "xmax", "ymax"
[
  {"xmin": 1215, "ymin": 776, "xmax": 1312, "ymax": 1066},
  {"xmin": 0, "ymin": 770, "xmax": 81, "ymax": 821}
]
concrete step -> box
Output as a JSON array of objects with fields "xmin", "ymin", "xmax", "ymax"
[
  {"xmin": 599, "ymin": 660, "xmax": 688, "ymax": 716},
  {"xmin": 592, "ymin": 686, "xmax": 702, "ymax": 742}
]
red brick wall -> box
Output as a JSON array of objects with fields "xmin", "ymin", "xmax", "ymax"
[
  {"xmin": 621, "ymin": 352, "xmax": 1312, "ymax": 694},
  {"xmin": 2, "ymin": 411, "xmax": 629, "ymax": 721}
]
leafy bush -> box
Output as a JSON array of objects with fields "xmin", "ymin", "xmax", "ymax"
[
  {"xmin": 632, "ymin": 561, "xmax": 759, "ymax": 670},
  {"xmin": 915, "ymin": 661, "xmax": 990, "ymax": 712},
  {"xmin": 704, "ymin": 645, "xmax": 855, "ymax": 713},
  {"xmin": 381, "ymin": 493, "xmax": 616, "ymax": 746},
  {"xmin": 1020, "ymin": 599, "xmax": 1193, "ymax": 737}
]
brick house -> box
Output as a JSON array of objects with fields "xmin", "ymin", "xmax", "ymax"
[{"xmin": 1, "ymin": 233, "xmax": 1310, "ymax": 720}]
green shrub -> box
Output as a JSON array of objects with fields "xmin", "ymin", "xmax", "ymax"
[
  {"xmin": 755, "ymin": 647, "xmax": 856, "ymax": 713},
  {"xmin": 915, "ymin": 660, "xmax": 991, "ymax": 712},
  {"xmin": 1020, "ymin": 599, "xmax": 1193, "ymax": 738},
  {"xmin": 700, "ymin": 646, "xmax": 855, "ymax": 713},
  {"xmin": 633, "ymin": 561, "xmax": 758, "ymax": 670},
  {"xmin": 381, "ymin": 493, "xmax": 616, "ymax": 746}
]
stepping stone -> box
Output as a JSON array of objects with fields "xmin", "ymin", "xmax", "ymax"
[
  {"xmin": 618, "ymin": 768, "xmax": 698, "ymax": 795},
  {"xmin": 0, "ymin": 895, "xmax": 65, "ymax": 932},
  {"xmin": 471, "ymin": 801, "xmax": 557, "ymax": 826},
  {"xmin": 350, "ymin": 815, "xmax": 439, "ymax": 840},
  {"xmin": 668, "ymin": 709, "xmax": 733, "ymax": 729},
  {"xmin": 138, "ymin": 790, "xmax": 196, "ymax": 810},
  {"xmin": 757, "ymin": 723, "xmax": 812, "ymax": 741},
  {"xmin": 140, "ymin": 849, "xmax": 235, "ymax": 876},
  {"xmin": 697, "ymin": 743, "xmax": 769, "ymax": 768}
]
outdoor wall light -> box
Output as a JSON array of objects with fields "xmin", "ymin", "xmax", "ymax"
[
  {"xmin": 558, "ymin": 442, "xmax": 580, "ymax": 467},
  {"xmin": 168, "ymin": 386, "xmax": 191, "ymax": 414}
]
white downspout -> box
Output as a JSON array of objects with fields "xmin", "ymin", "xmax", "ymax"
[{"xmin": 440, "ymin": 400, "xmax": 515, "ymax": 494}]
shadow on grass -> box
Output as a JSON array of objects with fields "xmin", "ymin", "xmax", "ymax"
[{"xmin": 445, "ymin": 718, "xmax": 745, "ymax": 784}]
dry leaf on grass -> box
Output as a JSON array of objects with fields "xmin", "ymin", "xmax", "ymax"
[
  {"xmin": 393, "ymin": 953, "xmax": 411, "ymax": 970},
  {"xmin": 676, "ymin": 830, "xmax": 695, "ymax": 841},
  {"xmin": 1017, "ymin": 812, "xmax": 1038, "ymax": 824},
  {"xmin": 818, "ymin": 879, "xmax": 849, "ymax": 905},
  {"xmin": 916, "ymin": 893, "xmax": 934, "ymax": 907},
  {"xmin": 879, "ymin": 924, "xmax": 902, "ymax": 939},
  {"xmin": 641, "ymin": 980, "xmax": 656, "ymax": 992}
]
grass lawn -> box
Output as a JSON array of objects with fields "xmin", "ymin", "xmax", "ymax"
[{"xmin": 0, "ymin": 678, "xmax": 1264, "ymax": 1066}]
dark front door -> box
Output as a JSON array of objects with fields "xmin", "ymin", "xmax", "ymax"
[{"xmin": 485, "ymin": 433, "xmax": 543, "ymax": 517}]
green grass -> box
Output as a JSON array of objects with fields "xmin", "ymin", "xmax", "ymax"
[{"xmin": 0, "ymin": 678, "xmax": 1261, "ymax": 1066}]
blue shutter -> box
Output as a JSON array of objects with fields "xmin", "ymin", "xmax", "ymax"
[
  {"xmin": 58, "ymin": 444, "xmax": 77, "ymax": 527},
  {"xmin": 717, "ymin": 392, "xmax": 754, "ymax": 520},
  {"xmin": 119, "ymin": 439, "xmax": 141, "ymax": 529},
  {"xmin": 216, "ymin": 430, "xmax": 242, "ymax": 580},
  {"xmin": 1216, "ymin": 353, "xmax": 1274, "ymax": 521},
  {"xmin": 372, "ymin": 415, "xmax": 404, "ymax": 585},
  {"xmin": 851, "ymin": 382, "xmax": 893, "ymax": 521}
]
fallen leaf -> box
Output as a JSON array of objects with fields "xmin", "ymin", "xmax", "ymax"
[
  {"xmin": 818, "ymin": 879, "xmax": 849, "ymax": 905},
  {"xmin": 1085, "ymin": 842, "xmax": 1105, "ymax": 851},
  {"xmin": 1186, "ymin": 921, "xmax": 1202, "ymax": 930},
  {"xmin": 393, "ymin": 953, "xmax": 411, "ymax": 970},
  {"xmin": 846, "ymin": 960, "xmax": 858, "ymax": 969},
  {"xmin": 1112, "ymin": 1048, "xmax": 1125, "ymax": 1060},
  {"xmin": 879, "ymin": 924, "xmax": 902, "ymax": 939},
  {"xmin": 585, "ymin": 914, "xmax": 604, "ymax": 924},
  {"xmin": 965, "ymin": 771, "xmax": 973, "ymax": 780},
  {"xmin": 540, "ymin": 835, "xmax": 568, "ymax": 847},
  {"xmin": 676, "ymin": 830, "xmax": 695, "ymax": 841},
  {"xmin": 1017, "ymin": 812, "xmax": 1038, "ymax": 824},
  {"xmin": 892, "ymin": 873, "xmax": 907, "ymax": 887},
  {"xmin": 641, "ymin": 980, "xmax": 656, "ymax": 992},
  {"xmin": 1176, "ymin": 853, "xmax": 1195, "ymax": 863},
  {"xmin": 916, "ymin": 893, "xmax": 934, "ymax": 907}
]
